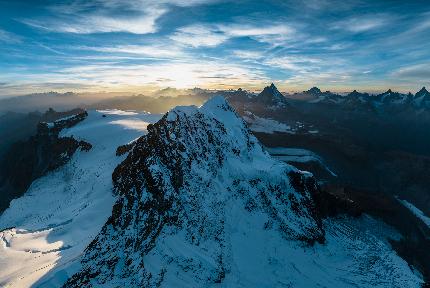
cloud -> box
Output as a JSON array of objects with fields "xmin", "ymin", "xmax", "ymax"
[
  {"xmin": 284, "ymin": 71, "xmax": 353, "ymax": 87},
  {"xmin": 413, "ymin": 19, "xmax": 430, "ymax": 32},
  {"xmin": 22, "ymin": 7, "xmax": 165, "ymax": 34},
  {"xmin": 264, "ymin": 56, "xmax": 323, "ymax": 72},
  {"xmin": 0, "ymin": 29, "xmax": 22, "ymax": 43},
  {"xmin": 392, "ymin": 63, "xmax": 430, "ymax": 80},
  {"xmin": 81, "ymin": 44, "xmax": 185, "ymax": 58},
  {"xmin": 170, "ymin": 25, "xmax": 229, "ymax": 47},
  {"xmin": 331, "ymin": 15, "xmax": 391, "ymax": 33},
  {"xmin": 223, "ymin": 23, "xmax": 295, "ymax": 43},
  {"xmin": 232, "ymin": 50, "xmax": 265, "ymax": 60},
  {"xmin": 21, "ymin": 0, "xmax": 217, "ymax": 34},
  {"xmin": 296, "ymin": 0, "xmax": 362, "ymax": 11},
  {"xmin": 170, "ymin": 22, "xmax": 295, "ymax": 47}
]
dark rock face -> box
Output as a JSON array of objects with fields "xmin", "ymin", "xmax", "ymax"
[
  {"xmin": 115, "ymin": 142, "xmax": 136, "ymax": 156},
  {"xmin": 0, "ymin": 108, "xmax": 85, "ymax": 163},
  {"xmin": 415, "ymin": 87, "xmax": 430, "ymax": 99},
  {"xmin": 256, "ymin": 83, "xmax": 289, "ymax": 108},
  {"xmin": 414, "ymin": 87, "xmax": 430, "ymax": 108},
  {"xmin": 64, "ymin": 98, "xmax": 324, "ymax": 287},
  {"xmin": 315, "ymin": 185, "xmax": 362, "ymax": 218},
  {"xmin": 0, "ymin": 111, "xmax": 91, "ymax": 213}
]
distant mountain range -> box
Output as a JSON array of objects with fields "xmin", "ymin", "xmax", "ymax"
[
  {"xmin": 2, "ymin": 84, "xmax": 429, "ymax": 114},
  {"xmin": 292, "ymin": 86, "xmax": 430, "ymax": 110}
]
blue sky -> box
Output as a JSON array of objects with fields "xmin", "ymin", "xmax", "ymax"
[{"xmin": 0, "ymin": 0, "xmax": 429, "ymax": 96}]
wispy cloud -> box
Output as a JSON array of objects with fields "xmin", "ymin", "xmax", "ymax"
[
  {"xmin": 264, "ymin": 56, "xmax": 323, "ymax": 72},
  {"xmin": 391, "ymin": 63, "xmax": 430, "ymax": 80},
  {"xmin": 331, "ymin": 15, "xmax": 391, "ymax": 33},
  {"xmin": 170, "ymin": 25, "xmax": 229, "ymax": 47},
  {"xmin": 81, "ymin": 45, "xmax": 185, "ymax": 58},
  {"xmin": 170, "ymin": 22, "xmax": 295, "ymax": 47},
  {"xmin": 284, "ymin": 70, "xmax": 353, "ymax": 89},
  {"xmin": 21, "ymin": 0, "xmax": 217, "ymax": 34},
  {"xmin": 0, "ymin": 29, "xmax": 22, "ymax": 43},
  {"xmin": 22, "ymin": 8, "xmax": 165, "ymax": 34},
  {"xmin": 223, "ymin": 23, "xmax": 295, "ymax": 44},
  {"xmin": 232, "ymin": 50, "xmax": 265, "ymax": 60}
]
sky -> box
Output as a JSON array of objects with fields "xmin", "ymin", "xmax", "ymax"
[{"xmin": 0, "ymin": 0, "xmax": 429, "ymax": 97}]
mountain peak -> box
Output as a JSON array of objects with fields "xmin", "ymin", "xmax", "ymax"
[
  {"xmin": 417, "ymin": 87, "xmax": 428, "ymax": 95},
  {"xmin": 64, "ymin": 98, "xmax": 324, "ymax": 287},
  {"xmin": 262, "ymin": 83, "xmax": 280, "ymax": 94},
  {"xmin": 414, "ymin": 86, "xmax": 430, "ymax": 107},
  {"xmin": 307, "ymin": 87, "xmax": 322, "ymax": 95},
  {"xmin": 414, "ymin": 86, "xmax": 430, "ymax": 99},
  {"xmin": 257, "ymin": 83, "xmax": 288, "ymax": 108},
  {"xmin": 166, "ymin": 96, "xmax": 234, "ymax": 124}
]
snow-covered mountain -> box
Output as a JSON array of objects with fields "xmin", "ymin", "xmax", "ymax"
[
  {"xmin": 0, "ymin": 109, "xmax": 162, "ymax": 287},
  {"xmin": 0, "ymin": 98, "xmax": 424, "ymax": 287},
  {"xmin": 64, "ymin": 97, "xmax": 420, "ymax": 287},
  {"xmin": 63, "ymin": 96, "xmax": 326, "ymax": 286}
]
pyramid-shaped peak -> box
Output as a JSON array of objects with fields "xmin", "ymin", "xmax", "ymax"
[
  {"xmin": 262, "ymin": 83, "xmax": 280, "ymax": 93},
  {"xmin": 415, "ymin": 87, "xmax": 430, "ymax": 100},
  {"xmin": 256, "ymin": 83, "xmax": 288, "ymax": 108},
  {"xmin": 260, "ymin": 83, "xmax": 282, "ymax": 96},
  {"xmin": 418, "ymin": 87, "xmax": 428, "ymax": 93}
]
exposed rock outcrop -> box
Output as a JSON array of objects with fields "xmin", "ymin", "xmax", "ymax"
[{"xmin": 0, "ymin": 111, "xmax": 91, "ymax": 213}]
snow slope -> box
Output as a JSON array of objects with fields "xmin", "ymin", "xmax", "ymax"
[
  {"xmin": 64, "ymin": 97, "xmax": 422, "ymax": 288},
  {"xmin": 266, "ymin": 147, "xmax": 337, "ymax": 177},
  {"xmin": 398, "ymin": 199, "xmax": 430, "ymax": 228},
  {"xmin": 242, "ymin": 111, "xmax": 294, "ymax": 134},
  {"xmin": 0, "ymin": 110, "xmax": 161, "ymax": 288}
]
